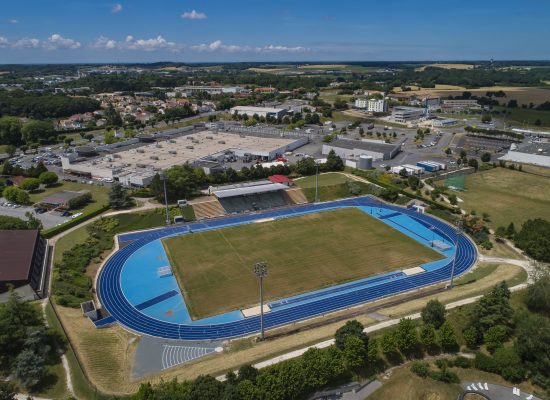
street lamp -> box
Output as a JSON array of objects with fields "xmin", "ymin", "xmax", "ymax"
[
  {"xmin": 158, "ymin": 172, "xmax": 170, "ymax": 226},
  {"xmin": 253, "ymin": 261, "xmax": 268, "ymax": 340},
  {"xmin": 449, "ymin": 220, "xmax": 463, "ymax": 289}
]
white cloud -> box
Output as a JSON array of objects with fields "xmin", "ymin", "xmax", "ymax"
[
  {"xmin": 90, "ymin": 36, "xmax": 117, "ymax": 50},
  {"xmin": 0, "ymin": 37, "xmax": 9, "ymax": 48},
  {"xmin": 9, "ymin": 19, "xmax": 19, "ymax": 24},
  {"xmin": 12, "ymin": 38, "xmax": 41, "ymax": 49},
  {"xmin": 43, "ymin": 34, "xmax": 81, "ymax": 50},
  {"xmin": 190, "ymin": 40, "xmax": 309, "ymax": 54},
  {"xmin": 181, "ymin": 10, "xmax": 207, "ymax": 20},
  {"xmin": 123, "ymin": 35, "xmax": 179, "ymax": 52},
  {"xmin": 111, "ymin": 3, "xmax": 123, "ymax": 13}
]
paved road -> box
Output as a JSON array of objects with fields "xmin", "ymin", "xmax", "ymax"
[{"xmin": 461, "ymin": 382, "xmax": 541, "ymax": 400}]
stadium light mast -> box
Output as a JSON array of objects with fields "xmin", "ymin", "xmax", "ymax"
[
  {"xmin": 254, "ymin": 261, "xmax": 268, "ymax": 340},
  {"xmin": 314, "ymin": 160, "xmax": 320, "ymax": 203},
  {"xmin": 159, "ymin": 172, "xmax": 170, "ymax": 226},
  {"xmin": 449, "ymin": 220, "xmax": 463, "ymax": 289}
]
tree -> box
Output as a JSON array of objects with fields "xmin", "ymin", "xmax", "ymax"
[
  {"xmin": 0, "ymin": 381, "xmax": 17, "ymax": 400},
  {"xmin": 463, "ymin": 325, "xmax": 481, "ymax": 349},
  {"xmin": 395, "ymin": 318, "xmax": 418, "ymax": 355},
  {"xmin": 20, "ymin": 178, "xmax": 40, "ymax": 192},
  {"xmin": 514, "ymin": 312, "xmax": 550, "ymax": 389},
  {"xmin": 294, "ymin": 157, "xmax": 316, "ymax": 176},
  {"xmin": 514, "ymin": 219, "xmax": 550, "ymax": 262},
  {"xmin": 104, "ymin": 103, "xmax": 123, "ymax": 127},
  {"xmin": 380, "ymin": 187, "xmax": 399, "ymax": 202},
  {"xmin": 421, "ymin": 299, "xmax": 446, "ymax": 328},
  {"xmin": 484, "ymin": 325, "xmax": 508, "ymax": 353},
  {"xmin": 436, "ymin": 320, "xmax": 457, "ymax": 352},
  {"xmin": 5, "ymin": 145, "xmax": 16, "ymax": 158},
  {"xmin": 334, "ymin": 320, "xmax": 368, "ymax": 349},
  {"xmin": 448, "ymin": 194, "xmax": 458, "ymax": 206},
  {"xmin": 469, "ymin": 282, "xmax": 513, "ymax": 334},
  {"xmin": 237, "ymin": 364, "xmax": 258, "ymax": 383},
  {"xmin": 468, "ymin": 158, "xmax": 479, "ymax": 171},
  {"xmin": 188, "ymin": 375, "xmax": 224, "ymax": 400},
  {"xmin": 343, "ymin": 335, "xmax": 367, "ymax": 370},
  {"xmin": 24, "ymin": 211, "xmax": 43, "ymax": 230},
  {"xmin": 109, "ymin": 183, "xmax": 133, "ymax": 209},
  {"xmin": 506, "ymin": 222, "xmax": 516, "ymax": 239},
  {"xmin": 0, "ymin": 117, "xmax": 23, "ymax": 146},
  {"xmin": 481, "ymin": 152, "xmax": 491, "ymax": 162},
  {"xmin": 481, "ymin": 114, "xmax": 492, "ymax": 123},
  {"xmin": 420, "ymin": 323, "xmax": 438, "ymax": 352},
  {"xmin": 39, "ymin": 171, "xmax": 58, "ymax": 187},
  {"xmin": 410, "ymin": 361, "xmax": 430, "ymax": 377},
  {"xmin": 12, "ymin": 349, "xmax": 46, "ymax": 389},
  {"xmin": 523, "ymin": 266, "xmax": 550, "ymax": 315},
  {"xmin": 324, "ymin": 149, "xmax": 344, "ymax": 171},
  {"xmin": 399, "ymin": 168, "xmax": 408, "ymax": 178},
  {"xmin": 493, "ymin": 347, "xmax": 525, "ymax": 382},
  {"xmin": 2, "ymin": 186, "xmax": 30, "ymax": 204},
  {"xmin": 367, "ymin": 337, "xmax": 379, "ymax": 362},
  {"xmin": 21, "ymin": 120, "xmax": 55, "ymax": 144},
  {"xmin": 445, "ymin": 147, "xmax": 452, "ymax": 155},
  {"xmin": 0, "ymin": 215, "xmax": 29, "ymax": 230}
]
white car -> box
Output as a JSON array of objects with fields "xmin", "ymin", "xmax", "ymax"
[{"xmin": 71, "ymin": 212, "xmax": 83, "ymax": 219}]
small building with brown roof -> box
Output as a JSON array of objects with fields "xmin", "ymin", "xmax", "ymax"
[{"xmin": 0, "ymin": 230, "xmax": 48, "ymax": 300}]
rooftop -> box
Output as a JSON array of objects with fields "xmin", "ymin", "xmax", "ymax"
[
  {"xmin": 41, "ymin": 190, "xmax": 89, "ymax": 206},
  {"xmin": 0, "ymin": 230, "xmax": 39, "ymax": 282},
  {"xmin": 230, "ymin": 106, "xmax": 286, "ymax": 113},
  {"xmin": 214, "ymin": 182, "xmax": 288, "ymax": 198},
  {"xmin": 328, "ymin": 138, "xmax": 400, "ymax": 153},
  {"xmin": 511, "ymin": 141, "xmax": 550, "ymax": 155}
]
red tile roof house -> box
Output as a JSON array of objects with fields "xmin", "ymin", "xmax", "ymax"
[{"xmin": 268, "ymin": 175, "xmax": 294, "ymax": 186}]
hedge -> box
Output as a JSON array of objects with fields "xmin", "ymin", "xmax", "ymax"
[{"xmin": 42, "ymin": 204, "xmax": 110, "ymax": 239}]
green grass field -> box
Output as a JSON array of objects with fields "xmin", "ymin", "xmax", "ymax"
[
  {"xmin": 295, "ymin": 173, "xmax": 376, "ymax": 202},
  {"xmin": 29, "ymin": 181, "xmax": 110, "ymax": 214},
  {"xmin": 450, "ymin": 168, "xmax": 550, "ymax": 228},
  {"xmin": 162, "ymin": 208, "xmax": 442, "ymax": 319}
]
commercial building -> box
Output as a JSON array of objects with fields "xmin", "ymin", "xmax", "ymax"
[
  {"xmin": 322, "ymin": 138, "xmax": 401, "ymax": 161},
  {"xmin": 61, "ymin": 130, "xmax": 307, "ymax": 186},
  {"xmin": 174, "ymin": 86, "xmax": 245, "ymax": 96},
  {"xmin": 416, "ymin": 161, "xmax": 447, "ymax": 172},
  {"xmin": 431, "ymin": 117, "xmax": 459, "ymax": 127},
  {"xmin": 499, "ymin": 142, "xmax": 550, "ymax": 168},
  {"xmin": 229, "ymin": 106, "xmax": 288, "ymax": 119},
  {"xmin": 391, "ymin": 164, "xmax": 424, "ymax": 175},
  {"xmin": 392, "ymin": 106, "xmax": 425, "ymax": 123},
  {"xmin": 0, "ymin": 230, "xmax": 48, "ymax": 300},
  {"xmin": 441, "ymin": 99, "xmax": 481, "ymax": 112}
]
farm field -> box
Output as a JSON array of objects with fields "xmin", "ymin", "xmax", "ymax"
[
  {"xmin": 415, "ymin": 63, "xmax": 475, "ymax": 71},
  {"xmin": 162, "ymin": 208, "xmax": 442, "ymax": 319},
  {"xmin": 448, "ymin": 168, "xmax": 550, "ymax": 228}
]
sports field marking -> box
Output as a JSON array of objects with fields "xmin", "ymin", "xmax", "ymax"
[{"xmin": 162, "ymin": 208, "xmax": 443, "ymax": 319}]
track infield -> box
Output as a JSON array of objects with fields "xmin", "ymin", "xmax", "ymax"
[{"xmin": 162, "ymin": 208, "xmax": 443, "ymax": 319}]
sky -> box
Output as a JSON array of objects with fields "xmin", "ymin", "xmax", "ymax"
[{"xmin": 0, "ymin": 0, "xmax": 549, "ymax": 63}]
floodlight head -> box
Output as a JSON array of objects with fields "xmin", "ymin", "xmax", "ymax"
[{"xmin": 254, "ymin": 261, "xmax": 268, "ymax": 278}]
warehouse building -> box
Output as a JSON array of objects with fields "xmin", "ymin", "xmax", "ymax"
[
  {"xmin": 441, "ymin": 99, "xmax": 481, "ymax": 112},
  {"xmin": 0, "ymin": 230, "xmax": 48, "ymax": 301},
  {"xmin": 322, "ymin": 138, "xmax": 401, "ymax": 161},
  {"xmin": 230, "ymin": 106, "xmax": 288, "ymax": 119},
  {"xmin": 392, "ymin": 106, "xmax": 425, "ymax": 123},
  {"xmin": 61, "ymin": 130, "xmax": 307, "ymax": 186},
  {"xmin": 499, "ymin": 142, "xmax": 550, "ymax": 168}
]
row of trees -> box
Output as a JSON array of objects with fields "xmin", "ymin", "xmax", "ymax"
[
  {"xmin": 1, "ymin": 171, "xmax": 59, "ymax": 205},
  {"xmin": 0, "ymin": 116, "xmax": 57, "ymax": 146},
  {"xmin": 150, "ymin": 151, "xmax": 344, "ymax": 203},
  {"xmin": 0, "ymin": 91, "xmax": 99, "ymax": 119}
]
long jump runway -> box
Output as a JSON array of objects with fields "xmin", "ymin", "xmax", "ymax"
[{"xmin": 96, "ymin": 196, "xmax": 477, "ymax": 340}]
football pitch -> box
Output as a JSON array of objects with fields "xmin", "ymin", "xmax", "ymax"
[{"xmin": 162, "ymin": 208, "xmax": 443, "ymax": 319}]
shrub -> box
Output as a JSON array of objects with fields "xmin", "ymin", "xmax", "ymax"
[
  {"xmin": 434, "ymin": 359, "xmax": 448, "ymax": 370},
  {"xmin": 3, "ymin": 186, "xmax": 30, "ymax": 204},
  {"xmin": 20, "ymin": 178, "xmax": 40, "ymax": 192},
  {"xmin": 421, "ymin": 299, "xmax": 446, "ymax": 329},
  {"xmin": 429, "ymin": 368, "xmax": 460, "ymax": 383},
  {"xmin": 68, "ymin": 192, "xmax": 92, "ymax": 210},
  {"xmin": 493, "ymin": 347, "xmax": 526, "ymax": 383},
  {"xmin": 484, "ymin": 325, "xmax": 508, "ymax": 353},
  {"xmin": 39, "ymin": 171, "xmax": 58, "ymax": 186},
  {"xmin": 474, "ymin": 352, "xmax": 499, "ymax": 374},
  {"xmin": 452, "ymin": 356, "xmax": 473, "ymax": 369},
  {"xmin": 410, "ymin": 361, "xmax": 430, "ymax": 378}
]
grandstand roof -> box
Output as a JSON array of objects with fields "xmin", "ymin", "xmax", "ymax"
[{"xmin": 213, "ymin": 183, "xmax": 288, "ymax": 199}]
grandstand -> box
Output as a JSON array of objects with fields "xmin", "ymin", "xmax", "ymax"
[
  {"xmin": 212, "ymin": 180, "xmax": 293, "ymax": 214},
  {"xmin": 190, "ymin": 199, "xmax": 226, "ymax": 219}
]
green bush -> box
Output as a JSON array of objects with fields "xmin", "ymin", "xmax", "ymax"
[
  {"xmin": 410, "ymin": 361, "xmax": 430, "ymax": 377},
  {"xmin": 429, "ymin": 368, "xmax": 460, "ymax": 383},
  {"xmin": 68, "ymin": 192, "xmax": 92, "ymax": 210},
  {"xmin": 451, "ymin": 356, "xmax": 472, "ymax": 369},
  {"xmin": 474, "ymin": 352, "xmax": 499, "ymax": 374}
]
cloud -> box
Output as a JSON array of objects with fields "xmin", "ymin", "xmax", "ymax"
[
  {"xmin": 0, "ymin": 37, "xmax": 9, "ymax": 48},
  {"xmin": 43, "ymin": 34, "xmax": 81, "ymax": 50},
  {"xmin": 90, "ymin": 36, "xmax": 117, "ymax": 50},
  {"xmin": 111, "ymin": 3, "xmax": 123, "ymax": 13},
  {"xmin": 190, "ymin": 40, "xmax": 309, "ymax": 53},
  {"xmin": 123, "ymin": 35, "xmax": 180, "ymax": 52},
  {"xmin": 11, "ymin": 38, "xmax": 41, "ymax": 49},
  {"xmin": 181, "ymin": 10, "xmax": 207, "ymax": 20},
  {"xmin": 9, "ymin": 19, "xmax": 19, "ymax": 24}
]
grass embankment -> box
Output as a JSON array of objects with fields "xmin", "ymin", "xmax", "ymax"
[
  {"xmin": 163, "ymin": 207, "xmax": 442, "ymax": 319},
  {"xmin": 29, "ymin": 181, "xmax": 110, "ymax": 214},
  {"xmin": 295, "ymin": 172, "xmax": 378, "ymax": 202},
  {"xmin": 448, "ymin": 168, "xmax": 550, "ymax": 228}
]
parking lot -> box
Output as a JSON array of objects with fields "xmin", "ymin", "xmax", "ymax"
[{"xmin": 0, "ymin": 199, "xmax": 71, "ymax": 229}]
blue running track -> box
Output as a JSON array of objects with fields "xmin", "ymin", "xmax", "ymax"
[{"xmin": 97, "ymin": 196, "xmax": 477, "ymax": 340}]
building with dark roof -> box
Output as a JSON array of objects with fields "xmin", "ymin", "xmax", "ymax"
[
  {"xmin": 322, "ymin": 138, "xmax": 401, "ymax": 161},
  {"xmin": 0, "ymin": 230, "xmax": 48, "ymax": 299}
]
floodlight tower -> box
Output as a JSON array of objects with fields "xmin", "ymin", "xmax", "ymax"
[
  {"xmin": 254, "ymin": 261, "xmax": 268, "ymax": 340},
  {"xmin": 449, "ymin": 220, "xmax": 463, "ymax": 289},
  {"xmin": 159, "ymin": 172, "xmax": 170, "ymax": 226},
  {"xmin": 314, "ymin": 160, "xmax": 320, "ymax": 203}
]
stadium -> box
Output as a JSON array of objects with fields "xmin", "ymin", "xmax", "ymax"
[{"xmin": 95, "ymin": 196, "xmax": 477, "ymax": 341}]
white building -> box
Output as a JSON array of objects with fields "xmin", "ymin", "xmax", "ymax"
[
  {"xmin": 368, "ymin": 99, "xmax": 389, "ymax": 113},
  {"xmin": 354, "ymin": 98, "xmax": 388, "ymax": 113},
  {"xmin": 322, "ymin": 138, "xmax": 401, "ymax": 161},
  {"xmin": 499, "ymin": 142, "xmax": 550, "ymax": 168},
  {"xmin": 230, "ymin": 106, "xmax": 288, "ymax": 119}
]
